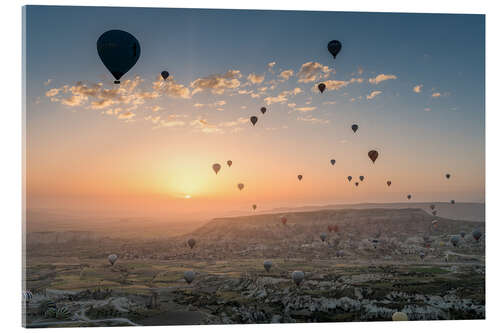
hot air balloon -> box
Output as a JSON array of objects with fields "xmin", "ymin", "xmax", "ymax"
[
  {"xmin": 327, "ymin": 40, "xmax": 342, "ymax": 59},
  {"xmin": 187, "ymin": 238, "xmax": 196, "ymax": 249},
  {"xmin": 347, "ymin": 176, "xmax": 352, "ymax": 182},
  {"xmin": 359, "ymin": 176, "xmax": 365, "ymax": 181},
  {"xmin": 237, "ymin": 183, "xmax": 244, "ymax": 191},
  {"xmin": 355, "ymin": 182, "xmax": 359, "ymax": 187},
  {"xmin": 184, "ymin": 270, "xmax": 195, "ymax": 284},
  {"xmin": 297, "ymin": 175, "xmax": 303, "ymax": 181},
  {"xmin": 432, "ymin": 210, "xmax": 437, "ymax": 216},
  {"xmin": 252, "ymin": 204, "xmax": 257, "ymax": 211},
  {"xmin": 291, "ymin": 271, "xmax": 304, "ymax": 286},
  {"xmin": 226, "ymin": 160, "xmax": 232, "ymax": 167},
  {"xmin": 450, "ymin": 200, "xmax": 455, "ymax": 204},
  {"xmin": 407, "ymin": 194, "xmax": 412, "ymax": 200},
  {"xmin": 263, "ymin": 260, "xmax": 272, "ymax": 272},
  {"xmin": 460, "ymin": 231, "xmax": 466, "ymax": 238},
  {"xmin": 351, "ymin": 124, "xmax": 358, "ymax": 133},
  {"xmin": 250, "ymin": 116, "xmax": 258, "ymax": 126},
  {"xmin": 281, "ymin": 216, "xmax": 287, "ymax": 225},
  {"xmin": 97, "ymin": 30, "xmax": 141, "ymax": 84},
  {"xmin": 330, "ymin": 159, "xmax": 336, "ymax": 166},
  {"xmin": 212, "ymin": 163, "xmax": 221, "ymax": 175},
  {"xmin": 472, "ymin": 229, "xmax": 482, "ymax": 242},
  {"xmin": 320, "ymin": 233, "xmax": 327, "ymax": 242},
  {"xmin": 260, "ymin": 107, "xmax": 267, "ymax": 114},
  {"xmin": 392, "ymin": 312, "xmax": 408, "ymax": 321},
  {"xmin": 336, "ymin": 250, "xmax": 345, "ymax": 258},
  {"xmin": 450, "ymin": 235, "xmax": 460, "ymax": 247},
  {"xmin": 431, "ymin": 220, "xmax": 438, "ymax": 229},
  {"xmin": 445, "ymin": 173, "xmax": 451, "ymax": 179},
  {"xmin": 368, "ymin": 150, "xmax": 379, "ymax": 163},
  {"xmin": 161, "ymin": 71, "xmax": 169, "ymax": 80},
  {"xmin": 108, "ymin": 254, "xmax": 118, "ymax": 266},
  {"xmin": 419, "ymin": 251, "xmax": 426, "ymax": 260},
  {"xmin": 387, "ymin": 180, "xmax": 392, "ymax": 186},
  {"xmin": 430, "ymin": 204, "xmax": 436, "ymax": 210},
  {"xmin": 318, "ymin": 83, "xmax": 326, "ymax": 93}
]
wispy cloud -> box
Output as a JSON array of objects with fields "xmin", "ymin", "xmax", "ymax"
[
  {"xmin": 190, "ymin": 70, "xmax": 242, "ymax": 95},
  {"xmin": 264, "ymin": 87, "xmax": 302, "ymax": 105},
  {"xmin": 432, "ymin": 92, "xmax": 441, "ymax": 98},
  {"xmin": 369, "ymin": 74, "xmax": 397, "ymax": 84},
  {"xmin": 366, "ymin": 90, "xmax": 382, "ymax": 100},
  {"xmin": 247, "ymin": 73, "xmax": 265, "ymax": 85},
  {"xmin": 279, "ymin": 69, "xmax": 294, "ymax": 81},
  {"xmin": 413, "ymin": 84, "xmax": 423, "ymax": 93},
  {"xmin": 297, "ymin": 61, "xmax": 332, "ymax": 83},
  {"xmin": 297, "ymin": 115, "xmax": 329, "ymax": 124}
]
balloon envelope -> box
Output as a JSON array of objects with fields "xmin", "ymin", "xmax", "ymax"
[
  {"xmin": 387, "ymin": 180, "xmax": 392, "ymax": 186},
  {"xmin": 227, "ymin": 160, "xmax": 232, "ymax": 167},
  {"xmin": 451, "ymin": 235, "xmax": 460, "ymax": 247},
  {"xmin": 368, "ymin": 150, "xmax": 379, "ymax": 163},
  {"xmin": 263, "ymin": 260, "xmax": 272, "ymax": 272},
  {"xmin": 291, "ymin": 271, "xmax": 304, "ymax": 286},
  {"xmin": 212, "ymin": 163, "xmax": 221, "ymax": 175},
  {"xmin": 359, "ymin": 176, "xmax": 364, "ymax": 181},
  {"xmin": 327, "ymin": 40, "xmax": 342, "ymax": 59},
  {"xmin": 347, "ymin": 176, "xmax": 352, "ymax": 182},
  {"xmin": 108, "ymin": 254, "xmax": 118, "ymax": 265},
  {"xmin": 260, "ymin": 107, "xmax": 267, "ymax": 114},
  {"xmin": 297, "ymin": 175, "xmax": 303, "ymax": 181},
  {"xmin": 250, "ymin": 116, "xmax": 258, "ymax": 126},
  {"xmin": 281, "ymin": 216, "xmax": 287, "ymax": 225},
  {"xmin": 318, "ymin": 83, "xmax": 326, "ymax": 93},
  {"xmin": 473, "ymin": 229, "xmax": 482, "ymax": 241},
  {"xmin": 392, "ymin": 312, "xmax": 408, "ymax": 321},
  {"xmin": 252, "ymin": 204, "xmax": 257, "ymax": 210},
  {"xmin": 351, "ymin": 124, "xmax": 358, "ymax": 133},
  {"xmin": 407, "ymin": 194, "xmax": 412, "ymax": 200},
  {"xmin": 184, "ymin": 271, "xmax": 195, "ymax": 284},
  {"xmin": 161, "ymin": 71, "xmax": 169, "ymax": 80},
  {"xmin": 97, "ymin": 30, "xmax": 141, "ymax": 84},
  {"xmin": 320, "ymin": 233, "xmax": 327, "ymax": 242},
  {"xmin": 187, "ymin": 238, "xmax": 196, "ymax": 249},
  {"xmin": 330, "ymin": 159, "xmax": 336, "ymax": 166},
  {"xmin": 237, "ymin": 183, "xmax": 244, "ymax": 191}
]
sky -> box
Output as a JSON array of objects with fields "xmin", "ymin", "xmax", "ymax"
[{"xmin": 24, "ymin": 6, "xmax": 485, "ymax": 221}]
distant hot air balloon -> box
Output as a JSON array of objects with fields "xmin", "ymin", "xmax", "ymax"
[
  {"xmin": 263, "ymin": 260, "xmax": 272, "ymax": 272},
  {"xmin": 368, "ymin": 150, "xmax": 379, "ymax": 163},
  {"xmin": 330, "ymin": 159, "xmax": 336, "ymax": 166},
  {"xmin": 318, "ymin": 83, "xmax": 326, "ymax": 93},
  {"xmin": 97, "ymin": 30, "xmax": 141, "ymax": 84},
  {"xmin": 472, "ymin": 229, "xmax": 482, "ymax": 242},
  {"xmin": 460, "ymin": 231, "xmax": 466, "ymax": 238},
  {"xmin": 320, "ymin": 233, "xmax": 327, "ymax": 242},
  {"xmin": 419, "ymin": 251, "xmax": 426, "ymax": 260},
  {"xmin": 327, "ymin": 40, "xmax": 342, "ymax": 59},
  {"xmin": 355, "ymin": 182, "xmax": 359, "ymax": 187},
  {"xmin": 430, "ymin": 204, "xmax": 436, "ymax": 210},
  {"xmin": 432, "ymin": 220, "xmax": 438, "ymax": 228},
  {"xmin": 387, "ymin": 180, "xmax": 392, "ymax": 186},
  {"xmin": 237, "ymin": 183, "xmax": 244, "ymax": 191},
  {"xmin": 351, "ymin": 124, "xmax": 359, "ymax": 133},
  {"xmin": 450, "ymin": 200, "xmax": 455, "ymax": 204},
  {"xmin": 227, "ymin": 160, "xmax": 232, "ymax": 167},
  {"xmin": 336, "ymin": 250, "xmax": 345, "ymax": 258},
  {"xmin": 450, "ymin": 235, "xmax": 460, "ymax": 247},
  {"xmin": 161, "ymin": 71, "xmax": 169, "ymax": 80},
  {"xmin": 250, "ymin": 116, "xmax": 258, "ymax": 126},
  {"xmin": 260, "ymin": 107, "xmax": 267, "ymax": 114},
  {"xmin": 347, "ymin": 176, "xmax": 352, "ymax": 182},
  {"xmin": 187, "ymin": 238, "xmax": 196, "ymax": 249},
  {"xmin": 445, "ymin": 173, "xmax": 451, "ymax": 179},
  {"xmin": 291, "ymin": 271, "xmax": 304, "ymax": 286},
  {"xmin": 184, "ymin": 270, "xmax": 195, "ymax": 284},
  {"xmin": 407, "ymin": 194, "xmax": 412, "ymax": 200},
  {"xmin": 280, "ymin": 216, "xmax": 287, "ymax": 225},
  {"xmin": 212, "ymin": 163, "xmax": 221, "ymax": 175},
  {"xmin": 297, "ymin": 175, "xmax": 303, "ymax": 181},
  {"xmin": 432, "ymin": 210, "xmax": 437, "ymax": 216},
  {"xmin": 252, "ymin": 204, "xmax": 257, "ymax": 211},
  {"xmin": 359, "ymin": 176, "xmax": 365, "ymax": 181},
  {"xmin": 108, "ymin": 254, "xmax": 118, "ymax": 266},
  {"xmin": 392, "ymin": 312, "xmax": 408, "ymax": 321}
]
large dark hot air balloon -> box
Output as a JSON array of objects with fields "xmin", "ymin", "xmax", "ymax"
[
  {"xmin": 445, "ymin": 173, "xmax": 451, "ymax": 179},
  {"xmin": 227, "ymin": 160, "xmax": 232, "ymax": 167},
  {"xmin": 237, "ymin": 183, "xmax": 244, "ymax": 191},
  {"xmin": 359, "ymin": 176, "xmax": 365, "ymax": 182},
  {"xmin": 355, "ymin": 182, "xmax": 359, "ymax": 187},
  {"xmin": 347, "ymin": 176, "xmax": 352, "ymax": 182},
  {"xmin": 473, "ymin": 229, "xmax": 482, "ymax": 242},
  {"xmin": 351, "ymin": 124, "xmax": 359, "ymax": 133},
  {"xmin": 250, "ymin": 116, "xmax": 258, "ymax": 126},
  {"xmin": 407, "ymin": 194, "xmax": 412, "ymax": 200},
  {"xmin": 260, "ymin": 107, "xmax": 267, "ymax": 114},
  {"xmin": 368, "ymin": 150, "xmax": 379, "ymax": 163},
  {"xmin": 450, "ymin": 199, "xmax": 455, "ymax": 204},
  {"xmin": 318, "ymin": 83, "xmax": 326, "ymax": 93},
  {"xmin": 430, "ymin": 204, "xmax": 436, "ymax": 210},
  {"xmin": 161, "ymin": 71, "xmax": 169, "ymax": 80},
  {"xmin": 297, "ymin": 174, "xmax": 303, "ymax": 181},
  {"xmin": 252, "ymin": 204, "xmax": 257, "ymax": 211},
  {"xmin": 97, "ymin": 30, "xmax": 141, "ymax": 84},
  {"xmin": 212, "ymin": 163, "xmax": 221, "ymax": 175},
  {"xmin": 387, "ymin": 180, "xmax": 392, "ymax": 186},
  {"xmin": 330, "ymin": 159, "xmax": 336, "ymax": 166},
  {"xmin": 327, "ymin": 40, "xmax": 342, "ymax": 59}
]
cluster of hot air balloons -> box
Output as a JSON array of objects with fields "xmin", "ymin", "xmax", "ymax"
[{"xmin": 317, "ymin": 40, "xmax": 342, "ymax": 94}]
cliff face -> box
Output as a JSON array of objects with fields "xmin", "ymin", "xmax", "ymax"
[{"xmin": 27, "ymin": 231, "xmax": 99, "ymax": 244}]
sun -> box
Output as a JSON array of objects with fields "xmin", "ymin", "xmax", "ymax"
[{"xmin": 184, "ymin": 194, "xmax": 191, "ymax": 199}]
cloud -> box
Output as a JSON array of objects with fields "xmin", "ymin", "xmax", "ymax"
[
  {"xmin": 295, "ymin": 106, "xmax": 317, "ymax": 112},
  {"xmin": 413, "ymin": 84, "xmax": 423, "ymax": 93},
  {"xmin": 219, "ymin": 117, "xmax": 249, "ymax": 127},
  {"xmin": 152, "ymin": 78, "xmax": 190, "ymax": 98},
  {"xmin": 323, "ymin": 101, "xmax": 337, "ymax": 105},
  {"xmin": 432, "ymin": 92, "xmax": 441, "ymax": 98},
  {"xmin": 264, "ymin": 87, "xmax": 302, "ymax": 105},
  {"xmin": 288, "ymin": 103, "xmax": 296, "ymax": 108},
  {"xmin": 118, "ymin": 111, "xmax": 135, "ymax": 120},
  {"xmin": 44, "ymin": 79, "xmax": 52, "ymax": 86},
  {"xmin": 318, "ymin": 77, "xmax": 363, "ymax": 92},
  {"xmin": 267, "ymin": 61, "xmax": 276, "ymax": 71},
  {"xmin": 151, "ymin": 106, "xmax": 162, "ymax": 112},
  {"xmin": 297, "ymin": 62, "xmax": 332, "ymax": 83},
  {"xmin": 369, "ymin": 74, "xmax": 397, "ymax": 84},
  {"xmin": 238, "ymin": 89, "xmax": 253, "ymax": 95},
  {"xmin": 247, "ymin": 73, "xmax": 265, "ymax": 85},
  {"xmin": 297, "ymin": 115, "xmax": 329, "ymax": 124},
  {"xmin": 424, "ymin": 107, "xmax": 431, "ymax": 112},
  {"xmin": 279, "ymin": 69, "xmax": 294, "ymax": 81},
  {"xmin": 366, "ymin": 90, "xmax": 382, "ymax": 100},
  {"xmin": 190, "ymin": 70, "xmax": 242, "ymax": 95},
  {"xmin": 45, "ymin": 88, "xmax": 60, "ymax": 97}
]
